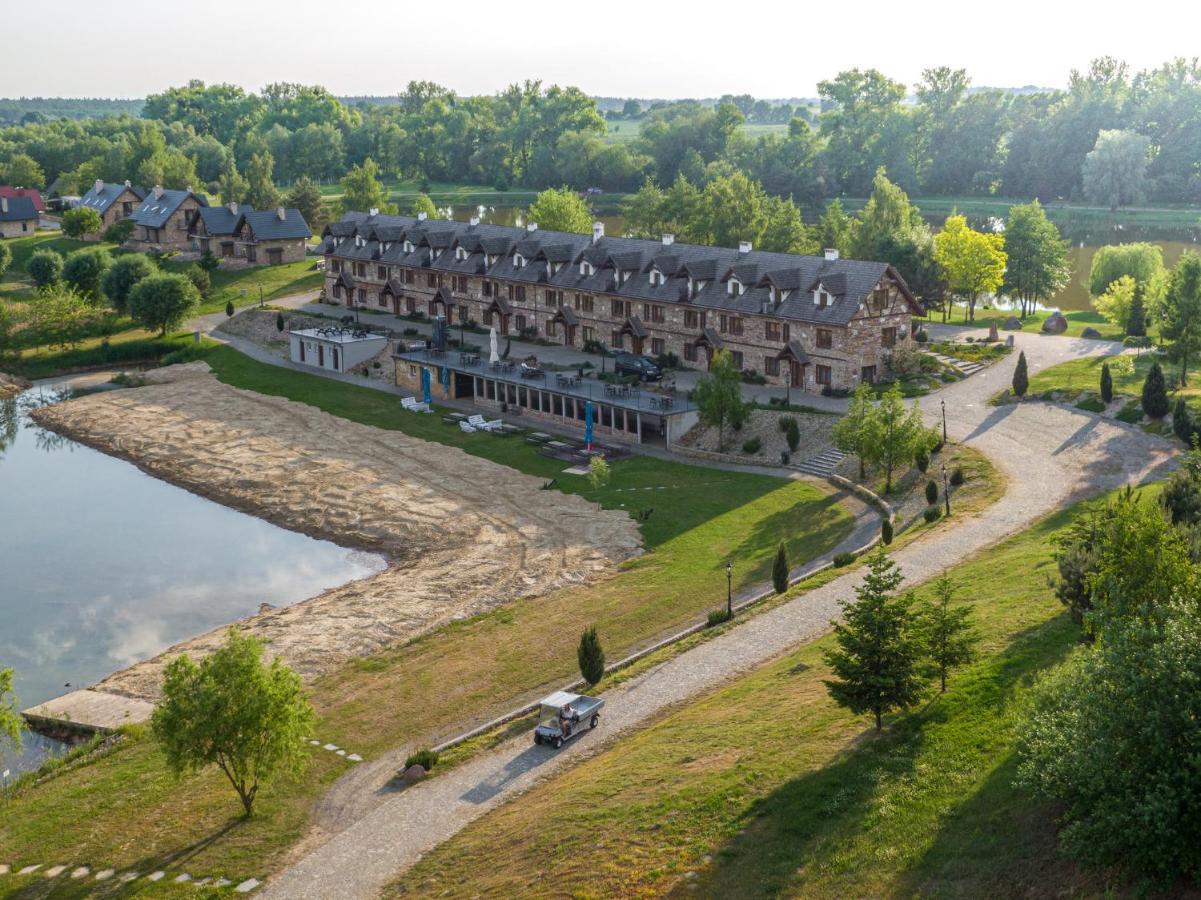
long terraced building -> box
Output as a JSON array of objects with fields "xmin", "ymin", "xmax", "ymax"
[{"xmin": 319, "ymin": 211, "xmax": 922, "ymax": 393}]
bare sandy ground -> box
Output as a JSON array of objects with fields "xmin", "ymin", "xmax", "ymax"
[
  {"xmin": 30, "ymin": 362, "xmax": 642, "ymax": 701},
  {"xmin": 0, "ymin": 372, "xmax": 30, "ymax": 398}
]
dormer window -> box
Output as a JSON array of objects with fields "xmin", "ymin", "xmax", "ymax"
[
  {"xmin": 620, "ymin": 269, "xmax": 631, "ymax": 284},
  {"xmin": 814, "ymin": 287, "xmax": 832, "ymax": 308},
  {"xmin": 403, "ymin": 240, "xmax": 414, "ymax": 253},
  {"xmin": 455, "ymin": 246, "xmax": 468, "ymax": 261},
  {"xmin": 728, "ymin": 278, "xmax": 744, "ymax": 297},
  {"xmin": 580, "ymin": 260, "xmax": 594, "ymax": 276},
  {"xmin": 514, "ymin": 253, "xmax": 525, "ymax": 269}
]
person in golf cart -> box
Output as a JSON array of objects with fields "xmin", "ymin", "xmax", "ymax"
[{"xmin": 557, "ymin": 701, "xmax": 576, "ymax": 737}]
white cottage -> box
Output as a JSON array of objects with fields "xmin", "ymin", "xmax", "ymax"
[{"xmin": 290, "ymin": 327, "xmax": 387, "ymax": 374}]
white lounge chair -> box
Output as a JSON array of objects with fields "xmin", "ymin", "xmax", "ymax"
[
  {"xmin": 466, "ymin": 414, "xmax": 487, "ymax": 428},
  {"xmin": 459, "ymin": 421, "xmax": 477, "ymax": 433},
  {"xmin": 401, "ymin": 397, "xmax": 431, "ymax": 413},
  {"xmin": 480, "ymin": 419, "xmax": 504, "ymax": 432}
]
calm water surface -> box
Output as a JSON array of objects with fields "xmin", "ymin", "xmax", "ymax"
[{"xmin": 0, "ymin": 379, "xmax": 385, "ymax": 779}]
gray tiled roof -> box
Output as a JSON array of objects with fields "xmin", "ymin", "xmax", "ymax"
[
  {"xmin": 0, "ymin": 195, "xmax": 37, "ymax": 222},
  {"xmin": 79, "ymin": 181, "xmax": 144, "ymax": 216},
  {"xmin": 323, "ymin": 212, "xmax": 917, "ymax": 326},
  {"xmin": 195, "ymin": 204, "xmax": 253, "ymax": 236},
  {"xmin": 243, "ymin": 208, "xmax": 312, "ymax": 241},
  {"xmin": 130, "ymin": 188, "xmax": 206, "ymax": 229}
]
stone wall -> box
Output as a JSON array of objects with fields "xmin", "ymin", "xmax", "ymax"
[{"xmin": 0, "ymin": 219, "xmax": 36, "ymax": 238}]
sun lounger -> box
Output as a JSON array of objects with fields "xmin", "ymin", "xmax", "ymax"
[
  {"xmin": 459, "ymin": 421, "xmax": 477, "ymax": 433},
  {"xmin": 467, "ymin": 414, "xmax": 487, "ymax": 428},
  {"xmin": 401, "ymin": 397, "xmax": 431, "ymax": 413}
]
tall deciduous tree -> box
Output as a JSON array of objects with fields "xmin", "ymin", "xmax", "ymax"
[
  {"xmin": 867, "ymin": 383, "xmax": 931, "ymax": 493},
  {"xmin": 832, "ymin": 382, "xmax": 878, "ymax": 479},
  {"xmin": 918, "ymin": 574, "xmax": 979, "ymax": 693},
  {"xmin": 61, "ymin": 206, "xmax": 102, "ymax": 238},
  {"xmin": 0, "ymin": 666, "xmax": 21, "ymax": 749},
  {"xmin": 340, "ymin": 157, "xmax": 396, "ymax": 214},
  {"xmin": 3, "ymin": 153, "xmax": 45, "ymax": 188},
  {"xmin": 1161, "ymin": 252, "xmax": 1201, "ymax": 385},
  {"xmin": 933, "ymin": 214, "xmax": 1006, "ymax": 323},
  {"xmin": 245, "ymin": 151, "xmax": 281, "ymax": 210},
  {"xmin": 217, "ymin": 163, "xmax": 249, "ymax": 205},
  {"xmin": 526, "ymin": 186, "xmax": 592, "ymax": 233},
  {"xmin": 1082, "ymin": 129, "xmax": 1151, "ymax": 211},
  {"xmin": 62, "ymin": 247, "xmax": 112, "ymax": 301},
  {"xmin": 823, "ymin": 550, "xmax": 924, "ymax": 730},
  {"xmin": 152, "ymin": 628, "xmax": 313, "ymax": 817},
  {"xmin": 284, "ymin": 176, "xmax": 328, "ymax": 233},
  {"xmin": 693, "ymin": 349, "xmax": 750, "ymax": 451},
  {"xmin": 1088, "ymin": 243, "xmax": 1165, "ymax": 321},
  {"xmin": 409, "ymin": 192, "xmax": 439, "ymax": 220},
  {"xmin": 127, "ymin": 273, "xmax": 199, "ymax": 336},
  {"xmin": 1001, "ymin": 200, "xmax": 1069, "ymax": 318},
  {"xmin": 1094, "ymin": 274, "xmax": 1138, "ymax": 332}
]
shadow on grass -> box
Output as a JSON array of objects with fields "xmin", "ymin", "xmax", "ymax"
[
  {"xmin": 731, "ymin": 489, "xmax": 852, "ymax": 580},
  {"xmin": 682, "ymin": 614, "xmax": 1079, "ymax": 899}
]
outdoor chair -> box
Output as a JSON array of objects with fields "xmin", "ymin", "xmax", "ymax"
[{"xmin": 459, "ymin": 421, "xmax": 477, "ymax": 433}]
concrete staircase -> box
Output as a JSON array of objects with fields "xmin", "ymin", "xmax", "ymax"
[
  {"xmin": 927, "ymin": 351, "xmax": 986, "ymax": 378},
  {"xmin": 792, "ymin": 447, "xmax": 846, "ymax": 477}
]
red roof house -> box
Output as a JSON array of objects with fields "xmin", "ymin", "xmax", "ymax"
[{"xmin": 0, "ymin": 186, "xmax": 45, "ymax": 213}]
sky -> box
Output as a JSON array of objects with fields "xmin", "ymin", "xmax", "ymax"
[{"xmin": 5, "ymin": 0, "xmax": 1201, "ymax": 100}]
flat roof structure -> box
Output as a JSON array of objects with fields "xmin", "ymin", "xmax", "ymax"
[{"xmin": 290, "ymin": 327, "xmax": 387, "ymax": 345}]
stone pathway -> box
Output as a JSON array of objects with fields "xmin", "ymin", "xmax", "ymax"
[
  {"xmin": 0, "ymin": 862, "xmax": 260, "ymax": 892},
  {"xmin": 928, "ymin": 349, "xmax": 987, "ymax": 377},
  {"xmin": 792, "ymin": 446, "xmax": 847, "ymax": 477},
  {"xmin": 262, "ymin": 327, "xmax": 1175, "ymax": 899}
]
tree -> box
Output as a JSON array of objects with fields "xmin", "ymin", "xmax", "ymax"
[
  {"xmin": 1127, "ymin": 292, "xmax": 1147, "ymax": 337},
  {"xmin": 1093, "ymin": 274, "xmax": 1138, "ymax": 332},
  {"xmin": 832, "ymin": 382, "xmax": 878, "ymax": 479},
  {"xmin": 867, "ymin": 383, "xmax": 930, "ymax": 493},
  {"xmin": 340, "ymin": 158, "xmax": 395, "ymax": 214},
  {"xmin": 587, "ymin": 453, "xmax": 610, "ymax": 490},
  {"xmin": 62, "ymin": 247, "xmax": 112, "ymax": 301},
  {"xmin": 3, "ymin": 153, "xmax": 45, "ymax": 188},
  {"xmin": 1001, "ymin": 201, "xmax": 1070, "ymax": 318},
  {"xmin": 61, "ymin": 206, "xmax": 102, "ymax": 238},
  {"xmin": 823, "ymin": 550, "xmax": 924, "ymax": 731},
  {"xmin": 225, "ymin": 300, "xmax": 235, "ymax": 318},
  {"xmin": 1142, "ymin": 361, "xmax": 1169, "ymax": 419},
  {"xmin": 1082, "ymin": 129, "xmax": 1151, "ymax": 211},
  {"xmin": 526, "ymin": 186, "xmax": 593, "ymax": 234},
  {"xmin": 185, "ymin": 265, "xmax": 211, "ymax": 299},
  {"xmin": 29, "ymin": 286, "xmax": 96, "ymax": 350},
  {"xmin": 881, "ymin": 518, "xmax": 894, "ymax": 545},
  {"xmin": 918, "ymin": 574, "xmax": 979, "ymax": 693},
  {"xmin": 693, "ymin": 349, "xmax": 749, "ymax": 451},
  {"xmin": 577, "ymin": 626, "xmax": 605, "ymax": 688},
  {"xmin": 198, "ymin": 250, "xmax": 220, "ymax": 274},
  {"xmin": 1012, "ymin": 350, "xmax": 1029, "ymax": 397},
  {"xmin": 1088, "ymin": 243, "xmax": 1164, "ymax": 321},
  {"xmin": 100, "ymin": 253, "xmax": 156, "ymax": 312},
  {"xmin": 127, "ymin": 273, "xmax": 200, "ymax": 336},
  {"xmin": 0, "ymin": 241, "xmax": 11, "ymax": 280},
  {"xmin": 217, "ymin": 163, "xmax": 249, "ymax": 205},
  {"xmin": 27, "ymin": 248, "xmax": 64, "ymax": 289},
  {"xmin": 772, "ymin": 542, "xmax": 789, "ymax": 594},
  {"xmin": 621, "ymin": 99, "xmax": 642, "ymax": 119},
  {"xmin": 152, "ymin": 628, "xmax": 313, "ymax": 817},
  {"xmin": 933, "ymin": 214, "xmax": 1006, "ymax": 322},
  {"xmin": 409, "ymin": 192, "xmax": 439, "ymax": 219},
  {"xmin": 1160, "ymin": 252, "xmax": 1201, "ymax": 385},
  {"xmin": 276, "ymin": 312, "xmax": 285, "ymax": 333},
  {"xmin": 1173, "ymin": 398, "xmax": 1192, "ymax": 444},
  {"xmin": 103, "ymin": 218, "xmax": 135, "ymax": 244},
  {"xmin": 245, "ymin": 152, "xmax": 281, "ymax": 210},
  {"xmin": 284, "ymin": 176, "xmax": 328, "ymax": 233},
  {"xmin": 0, "ymin": 666, "xmax": 21, "ymax": 750},
  {"xmin": 1100, "ymin": 361, "xmax": 1114, "ymax": 403}
]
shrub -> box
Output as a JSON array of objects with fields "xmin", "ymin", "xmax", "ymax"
[
  {"xmin": 886, "ymin": 341, "xmax": 925, "ymax": 377},
  {"xmin": 1142, "ymin": 362, "xmax": 1169, "ymax": 419},
  {"xmin": 103, "ymin": 218, "xmax": 135, "ymax": 243},
  {"xmin": 0, "ymin": 242, "xmax": 10, "ymax": 279},
  {"xmin": 941, "ymin": 370, "xmax": 957, "ymax": 383},
  {"xmin": 778, "ymin": 414, "xmax": 796, "ymax": 433},
  {"xmin": 27, "ymin": 248, "xmax": 65, "ymax": 288},
  {"xmin": 915, "ymin": 449, "xmax": 929, "ymax": 472},
  {"xmin": 914, "ymin": 328, "xmax": 928, "ymax": 343},
  {"xmin": 185, "ymin": 264, "xmax": 211, "ymax": 299},
  {"xmin": 62, "ymin": 206, "xmax": 102, "ymax": 238},
  {"xmin": 1100, "ymin": 362, "xmax": 1114, "ymax": 404},
  {"xmin": 63, "ymin": 247, "xmax": 112, "ymax": 299},
  {"xmin": 577, "ymin": 625, "xmax": 605, "ymax": 687},
  {"xmin": 772, "ymin": 542, "xmax": 789, "ymax": 594},
  {"xmin": 1075, "ymin": 397, "xmax": 1106, "ymax": 413},
  {"xmin": 100, "ymin": 253, "xmax": 155, "ymax": 312},
  {"xmin": 127, "ymin": 273, "xmax": 200, "ymax": 336},
  {"xmin": 402, "ymin": 327, "xmax": 418, "ymax": 336},
  {"xmin": 1012, "ymin": 350, "xmax": 1029, "ymax": 397},
  {"xmin": 949, "ymin": 466, "xmax": 965, "ymax": 486},
  {"xmin": 655, "ymin": 351, "xmax": 680, "ymax": 369},
  {"xmin": 740, "ymin": 368, "xmax": 767, "ymax": 385},
  {"xmin": 741, "ymin": 436, "xmax": 762, "ymax": 454},
  {"xmin": 925, "ymin": 479, "xmax": 938, "ymax": 505},
  {"xmin": 276, "ymin": 312, "xmax": 286, "ymax": 333},
  {"xmin": 832, "ymin": 551, "xmax": 855, "ymax": 567},
  {"xmin": 707, "ymin": 608, "xmax": 733, "ymax": 627},
  {"xmin": 784, "ymin": 417, "xmax": 800, "ymax": 452},
  {"xmin": 1116, "ymin": 400, "xmax": 1144, "ymax": 424},
  {"xmin": 881, "ymin": 518, "xmax": 893, "ymax": 545},
  {"xmin": 923, "ymin": 505, "xmax": 942, "ymax": 523},
  {"xmin": 404, "ymin": 748, "xmax": 439, "ymax": 771},
  {"xmin": 197, "ymin": 250, "xmax": 220, "ymax": 273}
]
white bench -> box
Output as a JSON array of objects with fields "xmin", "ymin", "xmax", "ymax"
[{"xmin": 401, "ymin": 397, "xmax": 431, "ymax": 414}]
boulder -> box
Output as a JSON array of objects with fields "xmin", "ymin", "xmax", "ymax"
[
  {"xmin": 1080, "ymin": 327, "xmax": 1104, "ymax": 339},
  {"xmin": 403, "ymin": 763, "xmax": 427, "ymax": 784},
  {"xmin": 1003, "ymin": 316, "xmax": 1023, "ymax": 330},
  {"xmin": 1042, "ymin": 313, "xmax": 1069, "ymax": 334}
]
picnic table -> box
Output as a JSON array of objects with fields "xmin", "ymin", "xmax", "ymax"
[{"xmin": 526, "ymin": 432, "xmax": 552, "ymax": 444}]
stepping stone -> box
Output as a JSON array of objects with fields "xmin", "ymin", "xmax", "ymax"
[
  {"xmin": 175, "ymin": 872, "xmax": 191, "ymax": 883},
  {"xmin": 44, "ymin": 865, "xmax": 67, "ymax": 877},
  {"xmin": 215, "ymin": 877, "xmax": 233, "ymax": 887},
  {"xmin": 71, "ymin": 866, "xmax": 90, "ymax": 878},
  {"xmin": 347, "ymin": 753, "xmax": 362, "ymax": 762},
  {"xmin": 0, "ymin": 864, "xmax": 8, "ymax": 875},
  {"xmin": 336, "ymin": 749, "xmax": 346, "ymax": 756},
  {"xmin": 147, "ymin": 870, "xmax": 165, "ymax": 881},
  {"xmin": 17, "ymin": 865, "xmax": 40, "ymax": 876},
  {"xmin": 195, "ymin": 877, "xmax": 211, "ymax": 886},
  {"xmin": 309, "ymin": 739, "xmax": 321, "ymax": 746},
  {"xmin": 235, "ymin": 878, "xmax": 261, "ymax": 892},
  {"xmin": 323, "ymin": 743, "xmax": 338, "ymax": 751},
  {"xmin": 118, "ymin": 871, "xmax": 139, "ymax": 882},
  {"xmin": 95, "ymin": 869, "xmax": 115, "ymax": 880}
]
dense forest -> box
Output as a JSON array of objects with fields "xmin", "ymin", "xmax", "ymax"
[
  {"xmin": 1, "ymin": 58, "xmax": 1200, "ymax": 211},
  {"xmin": 0, "ymin": 97, "xmax": 144, "ymax": 125}
]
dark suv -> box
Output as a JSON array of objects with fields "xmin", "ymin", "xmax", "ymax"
[{"xmin": 613, "ymin": 353, "xmax": 662, "ymax": 381}]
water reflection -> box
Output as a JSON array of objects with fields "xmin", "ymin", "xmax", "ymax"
[{"xmin": 0, "ymin": 380, "xmax": 386, "ymax": 777}]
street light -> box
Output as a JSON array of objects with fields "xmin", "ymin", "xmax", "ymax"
[
  {"xmin": 942, "ymin": 463, "xmax": 951, "ymax": 516},
  {"xmin": 725, "ymin": 560, "xmax": 733, "ymax": 618},
  {"xmin": 941, "ymin": 398, "xmax": 947, "ymax": 443}
]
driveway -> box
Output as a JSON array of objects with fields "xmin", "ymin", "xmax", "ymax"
[{"xmin": 261, "ymin": 329, "xmax": 1174, "ymax": 899}]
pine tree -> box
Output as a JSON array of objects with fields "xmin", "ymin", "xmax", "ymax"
[
  {"xmin": 881, "ymin": 518, "xmax": 893, "ymax": 545},
  {"xmin": 1100, "ymin": 362, "xmax": 1113, "ymax": 404},
  {"xmin": 577, "ymin": 626, "xmax": 605, "ymax": 687},
  {"xmin": 1012, "ymin": 350, "xmax": 1029, "ymax": 397},
  {"xmin": 1127, "ymin": 293, "xmax": 1146, "ymax": 337},
  {"xmin": 772, "ymin": 542, "xmax": 789, "ymax": 594},
  {"xmin": 1173, "ymin": 398, "xmax": 1192, "ymax": 443},
  {"xmin": 919, "ymin": 574, "xmax": 979, "ymax": 693},
  {"xmin": 1142, "ymin": 361, "xmax": 1169, "ymax": 419},
  {"xmin": 822, "ymin": 550, "xmax": 924, "ymax": 730}
]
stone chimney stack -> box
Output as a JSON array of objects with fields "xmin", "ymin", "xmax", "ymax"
[
  {"xmin": 370, "ymin": 207, "xmax": 380, "ymax": 217},
  {"xmin": 94, "ymin": 179, "xmax": 104, "ymax": 194},
  {"xmin": 592, "ymin": 221, "xmax": 604, "ymax": 244},
  {"xmin": 824, "ymin": 248, "xmax": 840, "ymax": 261},
  {"xmin": 739, "ymin": 240, "xmax": 752, "ymax": 254},
  {"xmin": 276, "ymin": 207, "xmax": 286, "ymax": 221},
  {"xmin": 153, "ymin": 185, "xmax": 164, "ymax": 200},
  {"xmin": 469, "ymin": 215, "xmax": 480, "ymax": 227},
  {"xmin": 662, "ymin": 233, "xmax": 675, "ymax": 246},
  {"xmin": 416, "ymin": 211, "xmax": 427, "ymax": 221},
  {"xmin": 527, "ymin": 222, "xmax": 538, "ymax": 232},
  {"xmin": 1, "ymin": 198, "xmax": 7, "ymax": 214},
  {"xmin": 228, "ymin": 201, "xmax": 238, "ymax": 216}
]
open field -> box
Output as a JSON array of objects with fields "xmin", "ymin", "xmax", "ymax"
[
  {"xmin": 1, "ymin": 347, "xmax": 856, "ymax": 887},
  {"xmin": 394, "ymin": 487, "xmax": 1137, "ymax": 899},
  {"xmin": 838, "ymin": 194, "xmax": 1201, "ymax": 230}
]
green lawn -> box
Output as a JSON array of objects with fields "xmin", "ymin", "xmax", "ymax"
[
  {"xmin": 1027, "ymin": 351, "xmax": 1190, "ymax": 399},
  {"xmin": 395, "ymin": 487, "xmax": 1144, "ymax": 899},
  {"xmin": 839, "ymin": 194, "xmax": 1201, "ymax": 229},
  {"xmin": 967, "ymin": 308, "xmax": 1129, "ymax": 341},
  {"xmin": 0, "ymin": 346, "xmax": 857, "ymax": 889}
]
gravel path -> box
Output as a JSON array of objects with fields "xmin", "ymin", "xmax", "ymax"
[{"xmin": 262, "ymin": 328, "xmax": 1174, "ymax": 899}]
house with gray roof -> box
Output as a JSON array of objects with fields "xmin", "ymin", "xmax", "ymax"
[
  {"xmin": 321, "ymin": 210, "xmax": 922, "ymax": 394},
  {"xmin": 78, "ymin": 180, "xmax": 144, "ymax": 237},
  {"xmin": 0, "ymin": 194, "xmax": 39, "ymax": 238},
  {"xmin": 187, "ymin": 202, "xmax": 311, "ymax": 266},
  {"xmin": 126, "ymin": 186, "xmax": 207, "ymax": 253}
]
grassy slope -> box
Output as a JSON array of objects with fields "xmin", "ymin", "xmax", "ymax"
[
  {"xmin": 1028, "ymin": 351, "xmax": 1193, "ymax": 399},
  {"xmin": 396, "ymin": 490, "xmax": 1135, "ymax": 899},
  {"xmin": 960, "ymin": 308, "xmax": 1131, "ymax": 341},
  {"xmin": 0, "ymin": 347, "xmax": 854, "ymax": 887}
]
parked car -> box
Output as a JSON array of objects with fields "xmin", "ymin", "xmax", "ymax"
[{"xmin": 613, "ymin": 353, "xmax": 662, "ymax": 381}]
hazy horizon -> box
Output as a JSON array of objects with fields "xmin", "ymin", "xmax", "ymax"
[{"xmin": 5, "ymin": 0, "xmax": 1200, "ymax": 100}]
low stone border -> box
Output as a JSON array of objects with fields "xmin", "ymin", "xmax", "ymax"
[
  {"xmin": 0, "ymin": 862, "xmax": 260, "ymax": 892},
  {"xmin": 305, "ymin": 738, "xmax": 363, "ymax": 763}
]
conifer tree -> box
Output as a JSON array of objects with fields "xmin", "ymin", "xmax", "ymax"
[
  {"xmin": 919, "ymin": 574, "xmax": 979, "ymax": 693},
  {"xmin": 1012, "ymin": 350, "xmax": 1029, "ymax": 397},
  {"xmin": 1100, "ymin": 362, "xmax": 1113, "ymax": 404},
  {"xmin": 1142, "ymin": 361, "xmax": 1169, "ymax": 419},
  {"xmin": 577, "ymin": 626, "xmax": 605, "ymax": 687},
  {"xmin": 772, "ymin": 542, "xmax": 789, "ymax": 594}
]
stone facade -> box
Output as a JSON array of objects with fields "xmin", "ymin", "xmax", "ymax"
[
  {"xmin": 93, "ymin": 187, "xmax": 141, "ymax": 236},
  {"xmin": 0, "ymin": 217, "xmax": 36, "ymax": 239},
  {"xmin": 127, "ymin": 194, "xmax": 205, "ymax": 253}
]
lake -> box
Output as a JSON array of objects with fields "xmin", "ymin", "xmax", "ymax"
[
  {"xmin": 0, "ymin": 378, "xmax": 386, "ymax": 781},
  {"xmin": 445, "ymin": 203, "xmax": 1201, "ymax": 312}
]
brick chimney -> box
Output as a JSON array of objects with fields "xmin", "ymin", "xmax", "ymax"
[
  {"xmin": 94, "ymin": 179, "xmax": 104, "ymax": 195},
  {"xmin": 824, "ymin": 248, "xmax": 840, "ymax": 261},
  {"xmin": 739, "ymin": 240, "xmax": 752, "ymax": 254},
  {"xmin": 591, "ymin": 221, "xmax": 604, "ymax": 244}
]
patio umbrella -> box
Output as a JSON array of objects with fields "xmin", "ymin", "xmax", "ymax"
[
  {"xmin": 421, "ymin": 368, "xmax": 432, "ymax": 404},
  {"xmin": 489, "ymin": 327, "xmax": 500, "ymax": 364},
  {"xmin": 584, "ymin": 401, "xmax": 594, "ymax": 450}
]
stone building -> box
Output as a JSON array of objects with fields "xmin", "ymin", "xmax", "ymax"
[
  {"xmin": 77, "ymin": 180, "xmax": 144, "ymax": 237},
  {"xmin": 126, "ymin": 186, "xmax": 206, "ymax": 252},
  {"xmin": 320, "ymin": 211, "xmax": 922, "ymax": 393},
  {"xmin": 0, "ymin": 194, "xmax": 38, "ymax": 238},
  {"xmin": 188, "ymin": 203, "xmax": 311, "ymax": 266}
]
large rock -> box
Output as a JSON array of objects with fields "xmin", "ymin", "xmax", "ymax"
[
  {"xmin": 1080, "ymin": 327, "xmax": 1104, "ymax": 339},
  {"xmin": 1042, "ymin": 313, "xmax": 1069, "ymax": 334},
  {"xmin": 1003, "ymin": 316, "xmax": 1023, "ymax": 330},
  {"xmin": 403, "ymin": 763, "xmax": 427, "ymax": 784}
]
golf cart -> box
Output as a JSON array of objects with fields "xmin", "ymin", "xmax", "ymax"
[{"xmin": 533, "ymin": 690, "xmax": 604, "ymax": 749}]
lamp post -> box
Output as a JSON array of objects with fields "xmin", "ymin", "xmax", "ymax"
[
  {"xmin": 258, "ymin": 283, "xmax": 264, "ymax": 309},
  {"xmin": 942, "ymin": 463, "xmax": 951, "ymax": 516},
  {"xmin": 725, "ymin": 560, "xmax": 733, "ymax": 618},
  {"xmin": 940, "ymin": 398, "xmax": 947, "ymax": 443}
]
